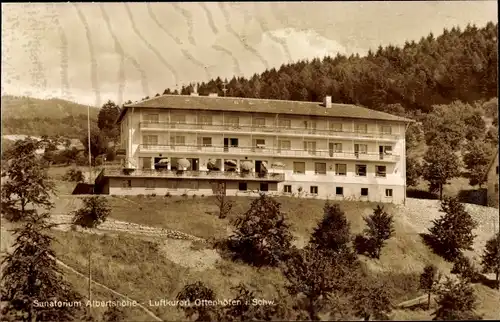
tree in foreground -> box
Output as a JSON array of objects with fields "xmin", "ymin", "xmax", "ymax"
[
  {"xmin": 432, "ymin": 278, "xmax": 481, "ymax": 320},
  {"xmin": 355, "ymin": 205, "xmax": 395, "ymax": 259},
  {"xmin": 176, "ymin": 281, "xmax": 288, "ymax": 321},
  {"xmin": 176, "ymin": 281, "xmax": 219, "ymax": 321},
  {"xmin": 0, "ymin": 213, "xmax": 83, "ymax": 321},
  {"xmin": 71, "ymin": 196, "xmax": 111, "ymax": 229},
  {"xmin": 227, "ymin": 194, "xmax": 293, "ymax": 267},
  {"xmin": 421, "ymin": 142, "xmax": 461, "ymax": 200},
  {"xmin": 481, "ymin": 233, "xmax": 500, "ymax": 289},
  {"xmin": 282, "ymin": 246, "xmax": 359, "ymax": 320},
  {"xmin": 425, "ymin": 197, "xmax": 477, "ymax": 261},
  {"xmin": 419, "ymin": 264, "xmax": 441, "ymax": 310},
  {"xmin": 1, "ymin": 138, "xmax": 55, "ymax": 222},
  {"xmin": 351, "ymin": 281, "xmax": 392, "ymax": 321},
  {"xmin": 309, "ymin": 202, "xmax": 352, "ymax": 254}
]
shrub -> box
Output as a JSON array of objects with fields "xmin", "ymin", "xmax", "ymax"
[
  {"xmin": 71, "ymin": 196, "xmax": 111, "ymax": 229},
  {"xmin": 165, "ymin": 192, "xmax": 171, "ymax": 198}
]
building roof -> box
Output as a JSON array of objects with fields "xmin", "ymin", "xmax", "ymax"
[
  {"xmin": 116, "ymin": 94, "xmax": 414, "ymax": 124},
  {"xmin": 483, "ymin": 148, "xmax": 499, "ymax": 182}
]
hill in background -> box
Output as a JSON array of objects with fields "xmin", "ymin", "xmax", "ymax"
[{"xmin": 1, "ymin": 95, "xmax": 99, "ymax": 139}]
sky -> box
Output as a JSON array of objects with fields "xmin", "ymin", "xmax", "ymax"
[{"xmin": 1, "ymin": 1, "xmax": 497, "ymax": 107}]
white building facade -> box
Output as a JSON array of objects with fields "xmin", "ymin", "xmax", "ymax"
[{"xmin": 98, "ymin": 94, "xmax": 412, "ymax": 204}]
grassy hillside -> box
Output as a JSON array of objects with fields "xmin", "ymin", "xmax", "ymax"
[
  {"xmin": 2, "ymin": 194, "xmax": 498, "ymax": 321},
  {"xmin": 1, "ymin": 95, "xmax": 99, "ymax": 138}
]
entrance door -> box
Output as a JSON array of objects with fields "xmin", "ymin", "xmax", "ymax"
[
  {"xmin": 191, "ymin": 158, "xmax": 199, "ymax": 171},
  {"xmin": 224, "ymin": 138, "xmax": 229, "ymax": 152},
  {"xmin": 329, "ymin": 143, "xmax": 334, "ymax": 157},
  {"xmin": 141, "ymin": 157, "xmax": 152, "ymax": 170},
  {"xmin": 255, "ymin": 160, "xmax": 262, "ymax": 173}
]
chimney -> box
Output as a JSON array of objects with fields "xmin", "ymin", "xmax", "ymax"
[
  {"xmin": 324, "ymin": 96, "xmax": 332, "ymax": 108},
  {"xmin": 190, "ymin": 84, "xmax": 199, "ymax": 96},
  {"xmin": 208, "ymin": 93, "xmax": 218, "ymax": 97}
]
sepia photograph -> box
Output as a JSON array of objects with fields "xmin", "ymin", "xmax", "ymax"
[{"xmin": 1, "ymin": 1, "xmax": 499, "ymax": 321}]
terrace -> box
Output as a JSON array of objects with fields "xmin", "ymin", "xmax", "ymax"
[{"xmin": 100, "ymin": 168, "xmax": 286, "ymax": 182}]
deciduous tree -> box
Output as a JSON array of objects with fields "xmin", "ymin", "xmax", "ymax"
[
  {"xmin": 422, "ymin": 142, "xmax": 461, "ymax": 199},
  {"xmin": 1, "ymin": 138, "xmax": 54, "ymax": 222},
  {"xmin": 481, "ymin": 233, "xmax": 500, "ymax": 289},
  {"xmin": 227, "ymin": 194, "xmax": 293, "ymax": 267}
]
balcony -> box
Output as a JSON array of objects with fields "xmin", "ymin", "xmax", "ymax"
[
  {"xmin": 139, "ymin": 122, "xmax": 400, "ymax": 141},
  {"xmin": 138, "ymin": 144, "xmax": 400, "ymax": 162},
  {"xmin": 102, "ymin": 168, "xmax": 285, "ymax": 182}
]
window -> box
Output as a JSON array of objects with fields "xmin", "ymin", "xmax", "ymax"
[
  {"xmin": 376, "ymin": 165, "xmax": 387, "ymax": 177},
  {"xmin": 329, "ymin": 122, "xmax": 343, "ymax": 132},
  {"xmin": 278, "ymin": 140, "xmax": 291, "ymax": 152},
  {"xmin": 356, "ymin": 165, "xmax": 367, "ymax": 176},
  {"xmin": 226, "ymin": 116, "xmax": 239, "ymax": 127},
  {"xmin": 202, "ymin": 137, "xmax": 212, "ymax": 147},
  {"xmin": 170, "ymin": 135, "xmax": 185, "ymax": 146},
  {"xmin": 310, "ymin": 186, "xmax": 318, "ymax": 194},
  {"xmin": 121, "ymin": 180, "xmax": 132, "ymax": 188},
  {"xmin": 144, "ymin": 113, "xmax": 159, "ymax": 123},
  {"xmin": 253, "ymin": 118, "xmax": 265, "ymax": 127},
  {"xmin": 304, "ymin": 120, "xmax": 317, "ymax": 131},
  {"xmin": 284, "ymin": 185, "xmax": 292, "ymax": 193},
  {"xmin": 385, "ymin": 189, "xmax": 393, "ymax": 197},
  {"xmin": 336, "ymin": 187, "xmax": 344, "ymax": 195},
  {"xmin": 361, "ymin": 188, "xmax": 369, "ymax": 196},
  {"xmin": 333, "ymin": 143, "xmax": 342, "ymax": 152},
  {"xmin": 199, "ymin": 115, "xmax": 212, "ymax": 125},
  {"xmin": 254, "ymin": 139, "xmax": 266, "ymax": 149},
  {"xmin": 354, "ymin": 144, "xmax": 368, "ymax": 157},
  {"xmin": 239, "ymin": 182, "xmax": 247, "ymax": 191},
  {"xmin": 380, "ymin": 125, "xmax": 392, "ymax": 135},
  {"xmin": 230, "ymin": 138, "xmax": 239, "ymax": 147},
  {"xmin": 260, "ymin": 183, "xmax": 269, "ymax": 192},
  {"xmin": 171, "ymin": 114, "xmax": 186, "ymax": 124},
  {"xmin": 335, "ymin": 164, "xmax": 347, "ymax": 176},
  {"xmin": 278, "ymin": 119, "xmax": 291, "ymax": 128},
  {"xmin": 145, "ymin": 179, "xmax": 155, "ymax": 190},
  {"xmin": 293, "ymin": 162, "xmax": 306, "ymax": 174},
  {"xmin": 143, "ymin": 135, "xmax": 158, "ymax": 145},
  {"xmin": 355, "ymin": 124, "xmax": 368, "ymax": 133},
  {"xmin": 315, "ymin": 162, "xmax": 327, "ymax": 175},
  {"xmin": 304, "ymin": 141, "xmax": 316, "ymax": 155}
]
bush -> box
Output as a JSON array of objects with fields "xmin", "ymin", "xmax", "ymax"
[
  {"xmin": 432, "ymin": 278, "xmax": 481, "ymax": 320},
  {"xmin": 165, "ymin": 192, "xmax": 171, "ymax": 198},
  {"xmin": 451, "ymin": 254, "xmax": 479, "ymax": 282},
  {"xmin": 62, "ymin": 168, "xmax": 85, "ymax": 182},
  {"xmin": 481, "ymin": 233, "xmax": 500, "ymax": 288}
]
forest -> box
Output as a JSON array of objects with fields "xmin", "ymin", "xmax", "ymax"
[{"xmin": 157, "ymin": 22, "xmax": 497, "ymax": 117}]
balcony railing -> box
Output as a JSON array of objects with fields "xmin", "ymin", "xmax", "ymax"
[
  {"xmin": 139, "ymin": 122, "xmax": 400, "ymax": 140},
  {"xmin": 102, "ymin": 168, "xmax": 285, "ymax": 181},
  {"xmin": 138, "ymin": 144, "xmax": 400, "ymax": 162}
]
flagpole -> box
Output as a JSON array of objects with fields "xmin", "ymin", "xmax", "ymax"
[{"xmin": 88, "ymin": 105, "xmax": 92, "ymax": 185}]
